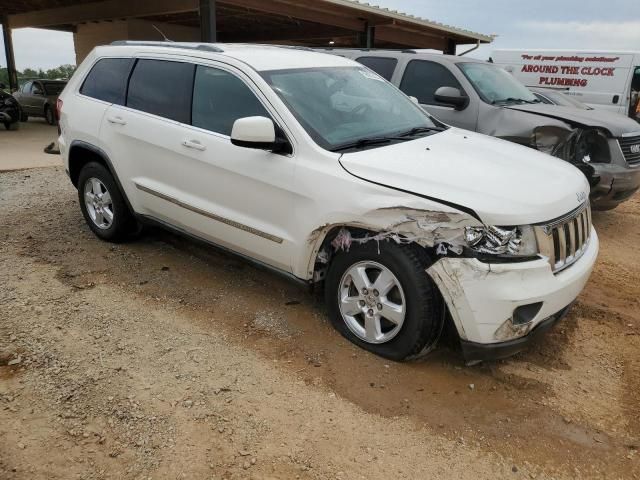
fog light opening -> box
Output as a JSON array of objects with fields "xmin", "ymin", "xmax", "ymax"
[{"xmin": 512, "ymin": 302, "xmax": 543, "ymax": 326}]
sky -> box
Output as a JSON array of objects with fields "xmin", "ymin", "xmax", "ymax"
[{"xmin": 0, "ymin": 0, "xmax": 638, "ymax": 70}]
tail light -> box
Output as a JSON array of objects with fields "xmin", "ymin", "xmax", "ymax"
[{"xmin": 56, "ymin": 98, "xmax": 63, "ymax": 119}]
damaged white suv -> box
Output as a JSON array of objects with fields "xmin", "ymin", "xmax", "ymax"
[{"xmin": 58, "ymin": 42, "xmax": 599, "ymax": 363}]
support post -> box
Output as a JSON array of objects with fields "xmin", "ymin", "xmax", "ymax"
[
  {"xmin": 1, "ymin": 17, "xmax": 18, "ymax": 92},
  {"xmin": 444, "ymin": 38, "xmax": 456, "ymax": 55},
  {"xmin": 358, "ymin": 22, "xmax": 375, "ymax": 48},
  {"xmin": 366, "ymin": 24, "xmax": 375, "ymax": 48},
  {"xmin": 199, "ymin": 0, "xmax": 217, "ymax": 43}
]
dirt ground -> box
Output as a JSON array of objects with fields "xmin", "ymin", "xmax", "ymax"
[
  {"xmin": 0, "ymin": 119, "xmax": 62, "ymax": 172},
  {"xmin": 1, "ymin": 166, "xmax": 639, "ymax": 480}
]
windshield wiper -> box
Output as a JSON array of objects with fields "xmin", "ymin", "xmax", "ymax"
[
  {"xmin": 330, "ymin": 137, "xmax": 396, "ymax": 152},
  {"xmin": 398, "ymin": 126, "xmax": 445, "ymax": 137},
  {"xmin": 331, "ymin": 127, "xmax": 446, "ymax": 152},
  {"xmin": 492, "ymin": 97, "xmax": 540, "ymax": 105}
]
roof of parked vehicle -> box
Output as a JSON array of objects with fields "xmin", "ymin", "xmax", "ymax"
[
  {"xmin": 100, "ymin": 41, "xmax": 357, "ymax": 71},
  {"xmin": 315, "ymin": 47, "xmax": 487, "ymax": 64}
]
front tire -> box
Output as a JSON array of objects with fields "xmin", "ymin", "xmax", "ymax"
[
  {"xmin": 325, "ymin": 240, "xmax": 444, "ymax": 361},
  {"xmin": 77, "ymin": 162, "xmax": 137, "ymax": 242}
]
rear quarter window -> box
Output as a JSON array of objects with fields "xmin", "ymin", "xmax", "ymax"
[
  {"xmin": 126, "ymin": 59, "xmax": 195, "ymax": 124},
  {"xmin": 80, "ymin": 58, "xmax": 134, "ymax": 105},
  {"xmin": 356, "ymin": 57, "xmax": 398, "ymax": 81}
]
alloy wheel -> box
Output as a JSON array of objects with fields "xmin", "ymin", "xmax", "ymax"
[
  {"xmin": 83, "ymin": 177, "xmax": 114, "ymax": 230},
  {"xmin": 338, "ymin": 261, "xmax": 406, "ymax": 344}
]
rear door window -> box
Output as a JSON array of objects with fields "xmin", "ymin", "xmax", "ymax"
[
  {"xmin": 400, "ymin": 60, "xmax": 464, "ymax": 106},
  {"xmin": 192, "ymin": 65, "xmax": 270, "ymax": 136},
  {"xmin": 80, "ymin": 58, "xmax": 134, "ymax": 105},
  {"xmin": 126, "ymin": 59, "xmax": 195, "ymax": 123},
  {"xmin": 356, "ymin": 57, "xmax": 398, "ymax": 81}
]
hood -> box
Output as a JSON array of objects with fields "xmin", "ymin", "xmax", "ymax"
[
  {"xmin": 339, "ymin": 128, "xmax": 590, "ymax": 226},
  {"xmin": 505, "ymin": 103, "xmax": 640, "ymax": 137}
]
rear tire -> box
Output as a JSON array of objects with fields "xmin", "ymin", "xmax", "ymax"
[
  {"xmin": 325, "ymin": 240, "xmax": 443, "ymax": 361},
  {"xmin": 77, "ymin": 162, "xmax": 137, "ymax": 242},
  {"xmin": 44, "ymin": 106, "xmax": 55, "ymax": 125}
]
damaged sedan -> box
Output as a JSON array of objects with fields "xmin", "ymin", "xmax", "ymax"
[
  {"xmin": 60, "ymin": 43, "xmax": 598, "ymax": 364},
  {"xmin": 320, "ymin": 49, "xmax": 640, "ymax": 210}
]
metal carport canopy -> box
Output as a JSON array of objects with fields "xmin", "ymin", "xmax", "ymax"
[{"xmin": 1, "ymin": 0, "xmax": 493, "ymax": 90}]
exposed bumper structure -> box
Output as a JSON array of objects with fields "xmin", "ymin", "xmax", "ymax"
[
  {"xmin": 459, "ymin": 304, "xmax": 572, "ymax": 362},
  {"xmin": 591, "ymin": 163, "xmax": 640, "ymax": 210},
  {"xmin": 427, "ymin": 229, "xmax": 599, "ymax": 358}
]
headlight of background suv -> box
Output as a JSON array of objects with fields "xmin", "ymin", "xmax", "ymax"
[{"xmin": 464, "ymin": 225, "xmax": 538, "ymax": 257}]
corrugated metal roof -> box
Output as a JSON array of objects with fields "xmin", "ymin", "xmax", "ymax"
[{"xmin": 332, "ymin": 0, "xmax": 494, "ymax": 43}]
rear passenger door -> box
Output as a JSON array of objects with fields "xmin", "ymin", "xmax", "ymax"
[
  {"xmin": 102, "ymin": 58, "xmax": 296, "ymax": 273},
  {"xmin": 398, "ymin": 59, "xmax": 479, "ymax": 131}
]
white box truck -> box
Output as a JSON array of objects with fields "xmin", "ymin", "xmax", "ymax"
[{"xmin": 491, "ymin": 50, "xmax": 640, "ymax": 121}]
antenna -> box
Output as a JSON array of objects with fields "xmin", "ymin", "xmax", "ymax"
[{"xmin": 151, "ymin": 24, "xmax": 173, "ymax": 42}]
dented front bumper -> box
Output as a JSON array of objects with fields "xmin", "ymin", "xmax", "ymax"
[
  {"xmin": 590, "ymin": 163, "xmax": 640, "ymax": 210},
  {"xmin": 427, "ymin": 229, "xmax": 599, "ymax": 359}
]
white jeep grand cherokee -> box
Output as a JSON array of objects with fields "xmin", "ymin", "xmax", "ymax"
[{"xmin": 57, "ymin": 42, "xmax": 599, "ymax": 363}]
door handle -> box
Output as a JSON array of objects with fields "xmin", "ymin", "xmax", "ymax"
[
  {"xmin": 182, "ymin": 139, "xmax": 206, "ymax": 151},
  {"xmin": 107, "ymin": 116, "xmax": 127, "ymax": 125}
]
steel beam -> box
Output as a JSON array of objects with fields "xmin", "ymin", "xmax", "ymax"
[
  {"xmin": 199, "ymin": 0, "xmax": 216, "ymax": 42},
  {"xmin": 444, "ymin": 38, "xmax": 457, "ymax": 55},
  {"xmin": 1, "ymin": 17, "xmax": 18, "ymax": 92}
]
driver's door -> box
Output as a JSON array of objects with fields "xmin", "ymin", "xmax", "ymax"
[{"xmin": 397, "ymin": 59, "xmax": 479, "ymax": 131}]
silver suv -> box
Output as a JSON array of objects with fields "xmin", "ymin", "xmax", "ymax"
[{"xmin": 320, "ymin": 49, "xmax": 640, "ymax": 210}]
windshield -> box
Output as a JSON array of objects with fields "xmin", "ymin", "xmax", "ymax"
[
  {"xmin": 261, "ymin": 66, "xmax": 440, "ymax": 151},
  {"xmin": 458, "ymin": 62, "xmax": 539, "ymax": 105},
  {"xmin": 43, "ymin": 82, "xmax": 66, "ymax": 96}
]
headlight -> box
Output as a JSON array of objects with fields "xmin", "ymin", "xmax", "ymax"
[{"xmin": 464, "ymin": 225, "xmax": 538, "ymax": 257}]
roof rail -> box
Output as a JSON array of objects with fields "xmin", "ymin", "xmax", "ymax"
[
  {"xmin": 110, "ymin": 41, "xmax": 224, "ymax": 53},
  {"xmin": 273, "ymin": 45, "xmax": 314, "ymax": 52}
]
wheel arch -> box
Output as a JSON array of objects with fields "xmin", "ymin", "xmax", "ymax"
[
  {"xmin": 68, "ymin": 141, "xmax": 135, "ymax": 214},
  {"xmin": 306, "ymin": 223, "xmax": 442, "ymax": 284}
]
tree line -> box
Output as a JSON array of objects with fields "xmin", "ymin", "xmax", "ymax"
[{"xmin": 0, "ymin": 64, "xmax": 76, "ymax": 87}]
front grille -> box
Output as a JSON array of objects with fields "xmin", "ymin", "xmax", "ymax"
[
  {"xmin": 619, "ymin": 134, "xmax": 640, "ymax": 165},
  {"xmin": 534, "ymin": 203, "xmax": 592, "ymax": 274}
]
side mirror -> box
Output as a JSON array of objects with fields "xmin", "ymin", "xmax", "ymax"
[
  {"xmin": 434, "ymin": 86, "xmax": 469, "ymax": 110},
  {"xmin": 231, "ymin": 116, "xmax": 290, "ymax": 153},
  {"xmin": 409, "ymin": 96, "xmax": 419, "ymax": 105}
]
